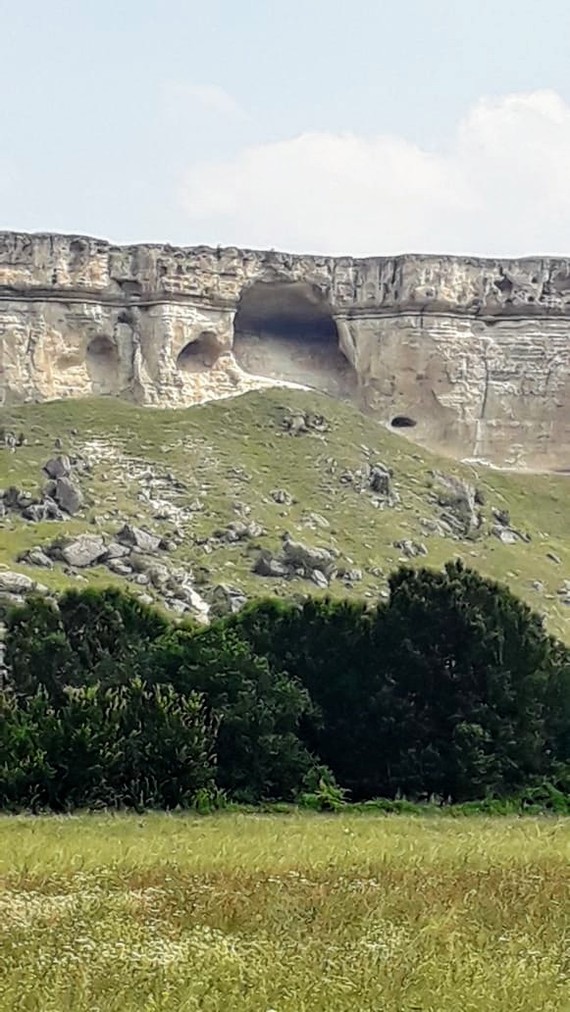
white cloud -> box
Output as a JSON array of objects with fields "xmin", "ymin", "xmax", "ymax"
[
  {"xmin": 164, "ymin": 83, "xmax": 247, "ymax": 123},
  {"xmin": 180, "ymin": 90, "xmax": 570, "ymax": 256}
]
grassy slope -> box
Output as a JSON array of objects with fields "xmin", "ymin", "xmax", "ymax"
[
  {"xmin": 1, "ymin": 389, "xmax": 570, "ymax": 638},
  {"xmin": 0, "ymin": 812, "xmax": 569, "ymax": 1011}
]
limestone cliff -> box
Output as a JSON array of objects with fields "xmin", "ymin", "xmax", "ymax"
[{"xmin": 1, "ymin": 230, "xmax": 570, "ymax": 468}]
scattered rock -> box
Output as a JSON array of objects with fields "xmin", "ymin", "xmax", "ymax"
[
  {"xmin": 492, "ymin": 507, "xmax": 511, "ymax": 527},
  {"xmin": 281, "ymin": 536, "xmax": 336, "ymax": 579},
  {"xmin": 0, "ymin": 571, "xmax": 37, "ymax": 595},
  {"xmin": 54, "ymin": 534, "xmax": 107, "ymax": 568},
  {"xmin": 369, "ymin": 463, "xmax": 392, "ymax": 496},
  {"xmin": 54, "ymin": 476, "xmax": 83, "ymax": 515},
  {"xmin": 311, "ymin": 569, "xmax": 329, "ymax": 589},
  {"xmin": 271, "ymin": 489, "xmax": 293, "ymax": 505},
  {"xmin": 394, "ymin": 539, "xmax": 428, "ymax": 558},
  {"xmin": 547, "ymin": 552, "xmax": 562, "ymax": 565},
  {"xmin": 252, "ymin": 552, "xmax": 289, "ymax": 578},
  {"xmin": 18, "ymin": 548, "xmax": 53, "ymax": 569},
  {"xmin": 338, "ymin": 567, "xmax": 363, "ymax": 584},
  {"xmin": 492, "ymin": 527, "xmax": 518, "ymax": 545},
  {"xmin": 283, "ymin": 410, "xmax": 329, "ymax": 435},
  {"xmin": 431, "ymin": 472, "xmax": 481, "ymax": 538},
  {"xmin": 302, "ymin": 511, "xmax": 330, "ymax": 530},
  {"xmin": 210, "ymin": 584, "xmax": 248, "ymax": 617},
  {"xmin": 116, "ymin": 524, "xmax": 162, "ymax": 554},
  {"xmin": 102, "ymin": 542, "xmax": 131, "ymax": 561},
  {"xmin": 106, "ymin": 560, "xmax": 133, "ymax": 577},
  {"xmin": 42, "ymin": 455, "xmax": 71, "ymax": 479}
]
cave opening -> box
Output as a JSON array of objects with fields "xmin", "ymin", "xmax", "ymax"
[
  {"xmin": 233, "ymin": 280, "xmax": 355, "ymax": 397},
  {"xmin": 85, "ymin": 335, "xmax": 120, "ymax": 395},
  {"xmin": 391, "ymin": 415, "xmax": 417, "ymax": 428},
  {"xmin": 177, "ymin": 332, "xmax": 223, "ymax": 373}
]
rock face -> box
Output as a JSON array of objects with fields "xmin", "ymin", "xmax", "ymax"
[{"xmin": 1, "ymin": 231, "xmax": 570, "ymax": 468}]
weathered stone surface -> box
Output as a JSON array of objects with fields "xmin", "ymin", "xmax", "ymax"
[
  {"xmin": 281, "ymin": 537, "xmax": 337, "ymax": 580},
  {"xmin": 18, "ymin": 547, "xmax": 53, "ymax": 568},
  {"xmin": 43, "ymin": 455, "xmax": 71, "ymax": 479},
  {"xmin": 54, "ymin": 476, "xmax": 83, "ymax": 515},
  {"xmin": 0, "ymin": 571, "xmax": 36, "ymax": 595},
  {"xmin": 210, "ymin": 584, "xmax": 248, "ymax": 617},
  {"xmin": 56, "ymin": 534, "xmax": 107, "ymax": 568},
  {"xmin": 2, "ymin": 231, "xmax": 570, "ymax": 467},
  {"xmin": 116, "ymin": 524, "xmax": 161, "ymax": 554},
  {"xmin": 394, "ymin": 539, "xmax": 428, "ymax": 558}
]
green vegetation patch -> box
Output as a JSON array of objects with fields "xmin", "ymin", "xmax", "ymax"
[{"xmin": 2, "ymin": 389, "xmax": 570, "ymax": 638}]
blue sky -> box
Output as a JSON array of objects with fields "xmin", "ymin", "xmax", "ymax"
[{"xmin": 2, "ymin": 0, "xmax": 570, "ymax": 255}]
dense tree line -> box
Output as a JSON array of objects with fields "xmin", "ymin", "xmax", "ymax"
[{"xmin": 2, "ymin": 561, "xmax": 570, "ymax": 810}]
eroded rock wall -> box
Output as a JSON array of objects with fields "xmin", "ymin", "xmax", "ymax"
[{"xmin": 1, "ymin": 231, "xmax": 570, "ymax": 468}]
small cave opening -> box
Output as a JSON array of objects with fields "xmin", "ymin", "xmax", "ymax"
[
  {"xmin": 391, "ymin": 415, "xmax": 417, "ymax": 429},
  {"xmin": 85, "ymin": 335, "xmax": 120, "ymax": 395},
  {"xmin": 177, "ymin": 332, "xmax": 223, "ymax": 373},
  {"xmin": 233, "ymin": 280, "xmax": 355, "ymax": 397}
]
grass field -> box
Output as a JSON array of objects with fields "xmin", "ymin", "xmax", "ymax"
[{"xmin": 0, "ymin": 812, "xmax": 569, "ymax": 1011}]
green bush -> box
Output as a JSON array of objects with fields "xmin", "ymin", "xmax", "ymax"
[{"xmin": 3, "ymin": 563, "xmax": 570, "ymax": 811}]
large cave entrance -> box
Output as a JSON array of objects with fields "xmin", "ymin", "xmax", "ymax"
[{"xmin": 233, "ymin": 281, "xmax": 355, "ymax": 397}]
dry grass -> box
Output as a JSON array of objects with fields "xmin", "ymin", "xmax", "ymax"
[{"xmin": 0, "ymin": 812, "xmax": 569, "ymax": 1010}]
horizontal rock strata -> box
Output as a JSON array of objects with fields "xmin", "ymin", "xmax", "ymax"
[{"xmin": 1, "ymin": 231, "xmax": 570, "ymax": 468}]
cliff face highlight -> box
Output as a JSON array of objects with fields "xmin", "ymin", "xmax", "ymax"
[{"xmin": 1, "ymin": 230, "xmax": 570, "ymax": 468}]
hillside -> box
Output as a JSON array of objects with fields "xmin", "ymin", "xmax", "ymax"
[{"xmin": 1, "ymin": 390, "xmax": 570, "ymax": 639}]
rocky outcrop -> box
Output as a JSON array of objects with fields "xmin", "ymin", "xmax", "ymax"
[{"xmin": 2, "ymin": 231, "xmax": 570, "ymax": 468}]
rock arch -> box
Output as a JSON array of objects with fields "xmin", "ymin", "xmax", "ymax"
[
  {"xmin": 85, "ymin": 335, "xmax": 120, "ymax": 395},
  {"xmin": 233, "ymin": 280, "xmax": 355, "ymax": 397}
]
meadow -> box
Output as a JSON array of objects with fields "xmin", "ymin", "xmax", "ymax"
[{"xmin": 0, "ymin": 812, "xmax": 569, "ymax": 1011}]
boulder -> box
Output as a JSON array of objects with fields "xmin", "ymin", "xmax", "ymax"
[
  {"xmin": 433, "ymin": 472, "xmax": 481, "ymax": 537},
  {"xmin": 116, "ymin": 524, "xmax": 162, "ymax": 554},
  {"xmin": 106, "ymin": 559, "xmax": 133, "ymax": 577},
  {"xmin": 281, "ymin": 537, "xmax": 336, "ymax": 579},
  {"xmin": 271, "ymin": 489, "xmax": 293, "ymax": 505},
  {"xmin": 0, "ymin": 571, "xmax": 36, "ymax": 595},
  {"xmin": 311, "ymin": 569, "xmax": 329, "ymax": 589},
  {"xmin": 21, "ymin": 503, "xmax": 47, "ymax": 522},
  {"xmin": 56, "ymin": 535, "xmax": 107, "ymax": 568},
  {"xmin": 102, "ymin": 541, "xmax": 131, "ymax": 561},
  {"xmin": 339, "ymin": 567, "xmax": 363, "ymax": 583},
  {"xmin": 394, "ymin": 539, "xmax": 428, "ymax": 558},
  {"xmin": 219, "ymin": 520, "xmax": 264, "ymax": 543},
  {"xmin": 43, "ymin": 455, "xmax": 71, "ymax": 479},
  {"xmin": 253, "ymin": 552, "xmax": 289, "ymax": 578},
  {"xmin": 369, "ymin": 463, "xmax": 392, "ymax": 496},
  {"xmin": 18, "ymin": 548, "xmax": 53, "ymax": 569},
  {"xmin": 492, "ymin": 527, "xmax": 518, "ymax": 545},
  {"xmin": 54, "ymin": 477, "xmax": 83, "ymax": 515},
  {"xmin": 210, "ymin": 584, "xmax": 248, "ymax": 616}
]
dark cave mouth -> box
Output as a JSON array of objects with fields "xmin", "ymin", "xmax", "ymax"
[
  {"xmin": 232, "ymin": 280, "xmax": 355, "ymax": 396},
  {"xmin": 391, "ymin": 415, "xmax": 418, "ymax": 429}
]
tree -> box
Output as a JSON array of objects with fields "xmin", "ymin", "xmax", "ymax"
[
  {"xmin": 5, "ymin": 587, "xmax": 169, "ymax": 701},
  {"xmin": 143, "ymin": 622, "xmax": 315, "ymax": 802},
  {"xmin": 374, "ymin": 561, "xmax": 559, "ymax": 800}
]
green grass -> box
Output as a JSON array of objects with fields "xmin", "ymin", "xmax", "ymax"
[
  {"xmin": 2, "ymin": 389, "xmax": 570, "ymax": 638},
  {"xmin": 0, "ymin": 811, "xmax": 569, "ymax": 1010}
]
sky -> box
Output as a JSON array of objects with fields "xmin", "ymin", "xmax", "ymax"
[{"xmin": 2, "ymin": 0, "xmax": 570, "ymax": 257}]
